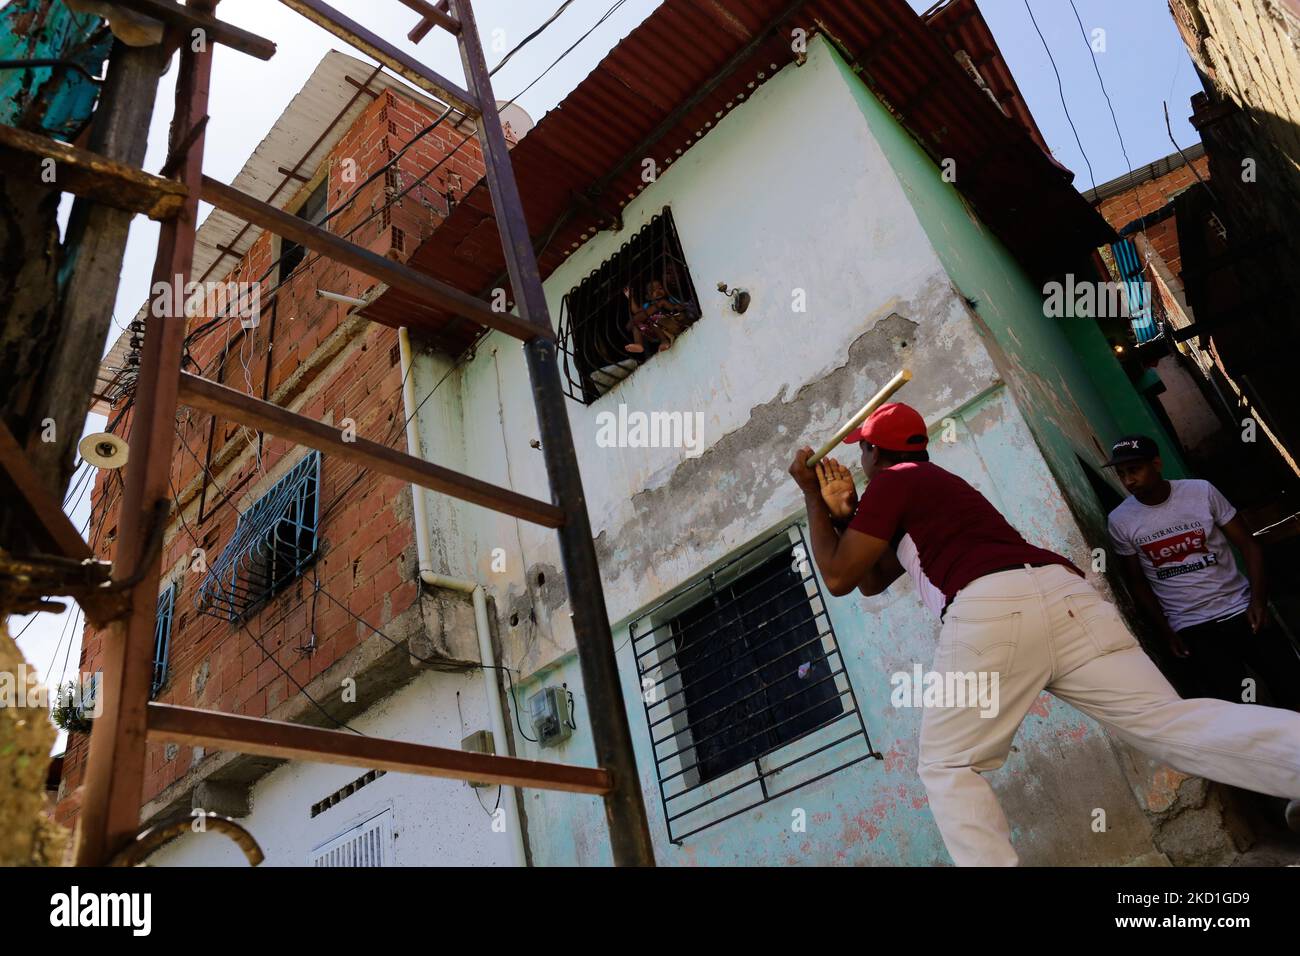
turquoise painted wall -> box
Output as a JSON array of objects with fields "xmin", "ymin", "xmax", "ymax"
[
  {"xmin": 828, "ymin": 48, "xmax": 1188, "ymax": 515},
  {"xmin": 514, "ymin": 392, "xmax": 1158, "ymax": 868}
]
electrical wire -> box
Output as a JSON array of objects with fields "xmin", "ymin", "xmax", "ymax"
[
  {"xmin": 1066, "ymin": 0, "xmax": 1145, "ymax": 235},
  {"xmin": 42, "ymin": 605, "xmax": 77, "ymax": 681},
  {"xmin": 180, "ymin": 0, "xmax": 632, "ymax": 367},
  {"xmin": 455, "ymin": 689, "xmax": 503, "ymax": 816},
  {"xmin": 313, "ymin": 581, "xmax": 538, "ymax": 742},
  {"xmin": 488, "ymin": 0, "xmax": 579, "ymax": 76},
  {"xmin": 1023, "ymin": 0, "xmax": 1097, "ymax": 195},
  {"xmin": 55, "ymin": 607, "xmax": 84, "ymax": 692},
  {"xmin": 165, "ymin": 471, "xmax": 363, "ymax": 734},
  {"xmin": 172, "ymin": 442, "xmax": 537, "ymax": 742},
  {"xmin": 8, "ymin": 613, "xmax": 39, "ymax": 645}
]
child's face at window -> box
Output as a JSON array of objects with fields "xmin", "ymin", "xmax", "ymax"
[{"xmin": 647, "ymin": 281, "xmax": 667, "ymax": 299}]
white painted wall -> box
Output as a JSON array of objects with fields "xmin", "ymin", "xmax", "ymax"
[
  {"xmin": 420, "ymin": 37, "xmax": 1005, "ymax": 675},
  {"xmin": 1153, "ymin": 354, "xmax": 1229, "ymax": 458},
  {"xmin": 147, "ymin": 667, "xmax": 517, "ymax": 867}
]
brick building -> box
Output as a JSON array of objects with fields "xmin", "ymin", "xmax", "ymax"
[
  {"xmin": 1086, "ymin": 143, "xmax": 1209, "ymax": 279},
  {"xmin": 58, "ymin": 51, "xmax": 527, "ymax": 853}
]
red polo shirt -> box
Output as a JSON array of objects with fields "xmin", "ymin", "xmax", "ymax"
[{"xmin": 847, "ymin": 461, "xmax": 1080, "ymax": 603}]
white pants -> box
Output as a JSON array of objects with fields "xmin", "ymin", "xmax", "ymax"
[{"xmin": 917, "ymin": 564, "xmax": 1300, "ymax": 866}]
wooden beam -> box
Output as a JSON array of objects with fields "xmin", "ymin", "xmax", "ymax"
[
  {"xmin": 177, "ymin": 372, "xmax": 566, "ymax": 528},
  {"xmin": 148, "ymin": 703, "xmax": 611, "ymax": 794},
  {"xmin": 106, "ymin": 0, "xmax": 277, "ymax": 60},
  {"xmin": 28, "ymin": 41, "xmax": 171, "ymax": 498},
  {"xmin": 0, "ymin": 421, "xmax": 91, "ymax": 560},
  {"xmin": 0, "ymin": 125, "xmax": 186, "ymax": 220},
  {"xmin": 199, "ymin": 175, "xmax": 549, "ymax": 343},
  {"xmin": 277, "ymin": 0, "xmax": 477, "ymax": 116}
]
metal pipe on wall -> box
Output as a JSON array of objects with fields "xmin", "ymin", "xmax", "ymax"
[{"xmin": 399, "ymin": 326, "xmax": 526, "ymax": 867}]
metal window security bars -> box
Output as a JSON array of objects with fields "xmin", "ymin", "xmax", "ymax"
[
  {"xmin": 556, "ymin": 207, "xmax": 700, "ymax": 404},
  {"xmin": 196, "ymin": 451, "xmax": 320, "ymax": 620},
  {"xmin": 311, "ymin": 807, "xmax": 394, "ymax": 867},
  {"xmin": 152, "ymin": 582, "xmax": 177, "ymax": 698},
  {"xmin": 57, "ymin": 0, "xmax": 656, "ymax": 867},
  {"xmin": 630, "ymin": 525, "xmax": 881, "ymax": 844}
]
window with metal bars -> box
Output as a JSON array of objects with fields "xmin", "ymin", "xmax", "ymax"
[
  {"xmin": 196, "ymin": 452, "xmax": 321, "ymax": 621},
  {"xmin": 310, "ymin": 807, "xmax": 394, "ymax": 867},
  {"xmin": 630, "ymin": 525, "xmax": 880, "ymax": 844},
  {"xmin": 556, "ymin": 208, "xmax": 700, "ymax": 404},
  {"xmin": 152, "ymin": 582, "xmax": 176, "ymax": 698}
]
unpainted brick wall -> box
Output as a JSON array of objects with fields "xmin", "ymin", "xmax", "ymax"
[{"xmin": 1092, "ymin": 154, "xmax": 1210, "ymax": 279}]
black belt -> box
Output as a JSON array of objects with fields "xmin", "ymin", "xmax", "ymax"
[{"xmin": 940, "ymin": 562, "xmax": 1059, "ymax": 619}]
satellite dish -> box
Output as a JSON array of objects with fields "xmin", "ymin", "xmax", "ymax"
[{"xmin": 78, "ymin": 432, "xmax": 129, "ymax": 470}]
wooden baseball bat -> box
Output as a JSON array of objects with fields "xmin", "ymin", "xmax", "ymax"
[{"xmin": 806, "ymin": 368, "xmax": 913, "ymax": 466}]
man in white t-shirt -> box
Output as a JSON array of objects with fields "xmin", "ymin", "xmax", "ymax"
[{"xmin": 1105, "ymin": 435, "xmax": 1300, "ymax": 713}]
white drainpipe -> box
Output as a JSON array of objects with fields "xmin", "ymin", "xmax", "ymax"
[{"xmin": 398, "ymin": 327, "xmax": 527, "ymax": 867}]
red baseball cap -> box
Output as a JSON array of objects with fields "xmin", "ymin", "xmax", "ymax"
[{"xmin": 841, "ymin": 402, "xmax": 928, "ymax": 452}]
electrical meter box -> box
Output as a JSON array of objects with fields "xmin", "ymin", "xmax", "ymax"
[
  {"xmin": 528, "ymin": 686, "xmax": 572, "ymax": 747},
  {"xmin": 460, "ymin": 729, "xmax": 495, "ymax": 788}
]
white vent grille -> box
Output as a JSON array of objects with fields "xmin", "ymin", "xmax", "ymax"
[{"xmin": 310, "ymin": 808, "xmax": 394, "ymax": 867}]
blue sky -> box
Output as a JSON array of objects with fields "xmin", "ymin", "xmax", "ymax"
[
  {"xmin": 16, "ymin": 0, "xmax": 1202, "ymax": 740},
  {"xmin": 920, "ymin": 0, "xmax": 1205, "ymax": 190}
]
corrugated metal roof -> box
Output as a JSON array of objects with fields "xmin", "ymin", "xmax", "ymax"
[
  {"xmin": 922, "ymin": 0, "xmax": 1053, "ymax": 157},
  {"xmin": 364, "ymin": 0, "xmax": 1114, "ymax": 354},
  {"xmin": 93, "ymin": 49, "xmax": 465, "ymax": 414},
  {"xmin": 1081, "ymin": 141, "xmax": 1207, "ymax": 204}
]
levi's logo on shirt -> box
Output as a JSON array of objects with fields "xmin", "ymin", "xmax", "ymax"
[{"xmin": 1139, "ymin": 528, "xmax": 1209, "ymax": 567}]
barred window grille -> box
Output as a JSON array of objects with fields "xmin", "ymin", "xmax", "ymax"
[
  {"xmin": 631, "ymin": 525, "xmax": 880, "ymax": 844},
  {"xmin": 310, "ymin": 807, "xmax": 394, "ymax": 867},
  {"xmin": 152, "ymin": 582, "xmax": 177, "ymax": 698},
  {"xmin": 197, "ymin": 452, "xmax": 321, "ymax": 620},
  {"xmin": 556, "ymin": 207, "xmax": 700, "ymax": 404},
  {"xmin": 77, "ymin": 672, "xmax": 99, "ymax": 723}
]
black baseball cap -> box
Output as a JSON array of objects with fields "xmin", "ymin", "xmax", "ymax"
[{"xmin": 1103, "ymin": 435, "xmax": 1159, "ymax": 467}]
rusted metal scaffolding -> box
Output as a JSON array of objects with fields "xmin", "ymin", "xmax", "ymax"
[{"xmin": 4, "ymin": 0, "xmax": 654, "ymax": 866}]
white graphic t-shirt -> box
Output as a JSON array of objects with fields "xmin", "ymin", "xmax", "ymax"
[
  {"xmin": 897, "ymin": 533, "xmax": 945, "ymax": 620},
  {"xmin": 1107, "ymin": 479, "xmax": 1251, "ymax": 631}
]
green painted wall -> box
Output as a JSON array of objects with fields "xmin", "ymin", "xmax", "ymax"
[
  {"xmin": 826, "ymin": 45, "xmax": 1187, "ymax": 527},
  {"xmin": 1059, "ymin": 317, "xmax": 1190, "ymax": 477}
]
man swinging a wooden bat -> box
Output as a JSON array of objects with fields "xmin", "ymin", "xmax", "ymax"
[{"xmin": 789, "ymin": 400, "xmax": 1300, "ymax": 866}]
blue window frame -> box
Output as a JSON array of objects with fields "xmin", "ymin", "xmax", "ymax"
[
  {"xmin": 152, "ymin": 582, "xmax": 177, "ymax": 698},
  {"xmin": 197, "ymin": 452, "xmax": 321, "ymax": 620}
]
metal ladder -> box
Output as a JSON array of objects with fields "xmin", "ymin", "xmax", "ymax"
[{"xmin": 58, "ymin": 0, "xmax": 654, "ymax": 867}]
